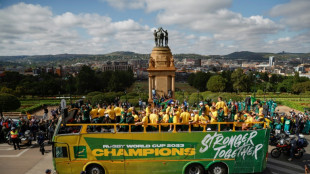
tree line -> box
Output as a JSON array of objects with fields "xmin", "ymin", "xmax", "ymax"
[
  {"xmin": 0, "ymin": 65, "xmax": 135, "ymax": 97},
  {"xmin": 188, "ymin": 68, "xmax": 310, "ymax": 94}
]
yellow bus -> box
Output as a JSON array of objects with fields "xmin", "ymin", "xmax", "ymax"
[{"xmin": 52, "ymin": 117, "xmax": 270, "ymax": 174}]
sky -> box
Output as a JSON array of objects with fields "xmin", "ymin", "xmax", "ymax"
[{"xmin": 0, "ymin": 0, "xmax": 309, "ymax": 56}]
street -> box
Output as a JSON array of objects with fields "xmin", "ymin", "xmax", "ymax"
[
  {"xmin": 0, "ymin": 142, "xmax": 53, "ymax": 174},
  {"xmin": 0, "ymin": 135, "xmax": 309, "ymax": 174}
]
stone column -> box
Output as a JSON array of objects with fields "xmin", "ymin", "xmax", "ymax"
[
  {"xmin": 148, "ymin": 75, "xmax": 152, "ymax": 101},
  {"xmin": 171, "ymin": 75, "xmax": 175, "ymax": 98}
]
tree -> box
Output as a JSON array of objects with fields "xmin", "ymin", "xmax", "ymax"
[
  {"xmin": 77, "ymin": 65, "xmax": 97, "ymax": 93},
  {"xmin": 292, "ymin": 81, "xmax": 310, "ymax": 94},
  {"xmin": 193, "ymin": 72, "xmax": 212, "ymax": 91},
  {"xmin": 0, "ymin": 93, "xmax": 21, "ymax": 116},
  {"xmin": 231, "ymin": 68, "xmax": 248, "ymax": 93},
  {"xmin": 188, "ymin": 73, "xmax": 195, "ymax": 86},
  {"xmin": 207, "ymin": 75, "xmax": 227, "ymax": 92},
  {"xmin": 221, "ymin": 70, "xmax": 233, "ymax": 92},
  {"xmin": 277, "ymin": 79, "xmax": 294, "ymax": 93}
]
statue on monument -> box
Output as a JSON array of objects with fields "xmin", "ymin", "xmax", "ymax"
[
  {"xmin": 153, "ymin": 27, "xmax": 168, "ymax": 47},
  {"xmin": 149, "ymin": 57, "xmax": 155, "ymax": 68},
  {"xmin": 170, "ymin": 56, "xmax": 174, "ymax": 67}
]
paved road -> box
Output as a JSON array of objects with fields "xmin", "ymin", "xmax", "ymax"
[
  {"xmin": 0, "ymin": 142, "xmax": 53, "ymax": 174},
  {"xmin": 264, "ymin": 134, "xmax": 310, "ymax": 174},
  {"xmin": 0, "ymin": 136, "xmax": 309, "ymax": 174}
]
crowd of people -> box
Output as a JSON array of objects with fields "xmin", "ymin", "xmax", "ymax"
[
  {"xmin": 0, "ymin": 106, "xmax": 59, "ymax": 148},
  {"xmin": 1, "ymin": 96, "xmax": 309, "ymax": 146},
  {"xmin": 64, "ymin": 96, "xmax": 310, "ymax": 134}
]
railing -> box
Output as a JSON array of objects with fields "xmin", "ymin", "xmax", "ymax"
[{"xmin": 60, "ymin": 122, "xmax": 266, "ymax": 134}]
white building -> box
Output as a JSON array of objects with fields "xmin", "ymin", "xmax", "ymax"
[{"xmin": 269, "ymin": 56, "xmax": 274, "ymax": 67}]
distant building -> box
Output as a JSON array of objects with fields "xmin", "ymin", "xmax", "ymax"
[
  {"xmin": 269, "ymin": 56, "xmax": 274, "ymax": 67},
  {"xmin": 194, "ymin": 59, "xmax": 201, "ymax": 67},
  {"xmin": 102, "ymin": 61, "xmax": 133, "ymax": 72},
  {"xmin": 55, "ymin": 66, "xmax": 62, "ymax": 77}
]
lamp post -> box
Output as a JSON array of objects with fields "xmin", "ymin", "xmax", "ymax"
[
  {"xmin": 253, "ymin": 73, "xmax": 260, "ymax": 98},
  {"xmin": 197, "ymin": 90, "xmax": 200, "ymax": 107},
  {"xmin": 124, "ymin": 90, "xmax": 127, "ymax": 104}
]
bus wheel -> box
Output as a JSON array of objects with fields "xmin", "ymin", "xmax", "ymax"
[
  {"xmin": 185, "ymin": 163, "xmax": 205, "ymax": 174},
  {"xmin": 208, "ymin": 163, "xmax": 228, "ymax": 174},
  {"xmin": 86, "ymin": 164, "xmax": 105, "ymax": 174},
  {"xmin": 271, "ymin": 148, "xmax": 281, "ymax": 158}
]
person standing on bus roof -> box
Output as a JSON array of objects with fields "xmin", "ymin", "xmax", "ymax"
[
  {"xmin": 180, "ymin": 106, "xmax": 190, "ymax": 131},
  {"xmin": 149, "ymin": 109, "xmax": 159, "ymax": 131},
  {"xmin": 114, "ymin": 103, "xmax": 122, "ymax": 123},
  {"xmin": 161, "ymin": 109, "xmax": 170, "ymax": 131},
  {"xmin": 97, "ymin": 104, "xmax": 106, "ymax": 123},
  {"xmin": 198, "ymin": 103, "xmax": 205, "ymax": 116},
  {"xmin": 90, "ymin": 105, "xmax": 99, "ymax": 123},
  {"xmin": 215, "ymin": 97, "xmax": 225, "ymax": 110},
  {"xmin": 135, "ymin": 111, "xmax": 148, "ymax": 131},
  {"xmin": 210, "ymin": 106, "xmax": 218, "ymax": 130},
  {"xmin": 190, "ymin": 110, "xmax": 200, "ymax": 131}
]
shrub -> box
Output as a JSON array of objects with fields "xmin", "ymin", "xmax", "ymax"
[{"xmin": 0, "ymin": 93, "xmax": 21, "ymax": 113}]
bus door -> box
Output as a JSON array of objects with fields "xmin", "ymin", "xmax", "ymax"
[{"xmin": 53, "ymin": 142, "xmax": 72, "ymax": 174}]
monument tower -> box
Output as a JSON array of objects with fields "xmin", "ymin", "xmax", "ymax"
[{"xmin": 148, "ymin": 27, "xmax": 176, "ymax": 103}]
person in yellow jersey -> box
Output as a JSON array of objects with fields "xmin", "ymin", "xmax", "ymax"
[
  {"xmin": 215, "ymin": 97, "xmax": 226, "ymax": 110},
  {"xmin": 234, "ymin": 112, "xmax": 244, "ymax": 130},
  {"xmin": 199, "ymin": 112, "xmax": 210, "ymax": 131},
  {"xmin": 97, "ymin": 104, "xmax": 106, "ymax": 123},
  {"xmin": 149, "ymin": 109, "xmax": 159, "ymax": 131},
  {"xmin": 114, "ymin": 104, "xmax": 122, "ymax": 123},
  {"xmin": 89, "ymin": 105, "xmax": 99, "ymax": 123},
  {"xmin": 189, "ymin": 110, "xmax": 201, "ymax": 131},
  {"xmin": 180, "ymin": 107, "xmax": 191, "ymax": 131},
  {"xmin": 169, "ymin": 106, "xmax": 180, "ymax": 132},
  {"xmin": 135, "ymin": 111, "xmax": 148, "ymax": 132},
  {"xmin": 165, "ymin": 103, "xmax": 171, "ymax": 115},
  {"xmin": 146, "ymin": 104, "xmax": 152, "ymax": 116},
  {"xmin": 242, "ymin": 112, "xmax": 254, "ymax": 130},
  {"xmin": 161, "ymin": 109, "xmax": 170, "ymax": 131},
  {"xmin": 204, "ymin": 104, "xmax": 210, "ymax": 117},
  {"xmin": 210, "ymin": 106, "xmax": 218, "ymax": 130},
  {"xmin": 105, "ymin": 105, "xmax": 116, "ymax": 123}
]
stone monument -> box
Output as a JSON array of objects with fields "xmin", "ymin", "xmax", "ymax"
[{"xmin": 148, "ymin": 27, "xmax": 176, "ymax": 103}]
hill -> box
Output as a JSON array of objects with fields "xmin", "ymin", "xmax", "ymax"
[{"xmin": 224, "ymin": 51, "xmax": 265, "ymax": 60}]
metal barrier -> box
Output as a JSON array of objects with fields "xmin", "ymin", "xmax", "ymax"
[{"xmin": 62, "ymin": 122, "xmax": 266, "ymax": 134}]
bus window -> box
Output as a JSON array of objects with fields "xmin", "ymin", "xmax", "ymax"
[
  {"xmin": 58, "ymin": 126, "xmax": 81, "ymax": 135},
  {"xmin": 54, "ymin": 146, "xmax": 68, "ymax": 158}
]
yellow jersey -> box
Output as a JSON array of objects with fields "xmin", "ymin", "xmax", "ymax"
[
  {"xmin": 215, "ymin": 101, "xmax": 225, "ymax": 110},
  {"xmin": 90, "ymin": 108, "xmax": 99, "ymax": 119},
  {"xmin": 149, "ymin": 114, "xmax": 159, "ymax": 127},
  {"xmin": 114, "ymin": 107, "xmax": 122, "ymax": 116},
  {"xmin": 98, "ymin": 108, "xmax": 105, "ymax": 117},
  {"xmin": 173, "ymin": 111, "xmax": 180, "ymax": 123},
  {"xmin": 180, "ymin": 112, "xmax": 191, "ymax": 124},
  {"xmin": 210, "ymin": 110, "xmax": 218, "ymax": 123},
  {"xmin": 199, "ymin": 115, "xmax": 209, "ymax": 125}
]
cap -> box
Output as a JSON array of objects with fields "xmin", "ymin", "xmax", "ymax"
[
  {"xmin": 11, "ymin": 127, "xmax": 16, "ymax": 130},
  {"xmin": 45, "ymin": 169, "xmax": 52, "ymax": 173},
  {"xmin": 199, "ymin": 102, "xmax": 203, "ymax": 105},
  {"xmin": 191, "ymin": 113, "xmax": 194, "ymax": 117}
]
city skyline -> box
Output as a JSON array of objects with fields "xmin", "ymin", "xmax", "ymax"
[{"xmin": 0, "ymin": 0, "xmax": 309, "ymax": 56}]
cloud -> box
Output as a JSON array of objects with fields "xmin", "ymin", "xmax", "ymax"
[
  {"xmin": 270, "ymin": 0, "xmax": 310, "ymax": 30},
  {"xmin": 0, "ymin": 2, "xmax": 152, "ymax": 55},
  {"xmin": 102, "ymin": 0, "xmax": 146, "ymax": 10}
]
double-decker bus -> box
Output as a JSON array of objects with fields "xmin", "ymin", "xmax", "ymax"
[{"xmin": 52, "ymin": 117, "xmax": 270, "ymax": 174}]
